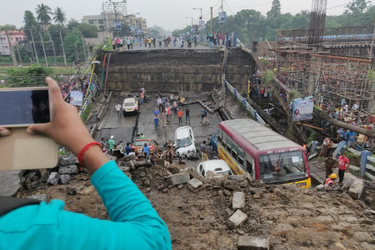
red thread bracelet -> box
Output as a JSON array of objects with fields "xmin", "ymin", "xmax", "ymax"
[{"xmin": 77, "ymin": 142, "xmax": 102, "ymax": 166}]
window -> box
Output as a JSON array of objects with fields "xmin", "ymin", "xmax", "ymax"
[
  {"xmin": 226, "ymin": 144, "xmax": 231, "ymax": 152},
  {"xmin": 218, "ymin": 135, "xmax": 222, "ymax": 143},
  {"xmin": 222, "ymin": 140, "xmax": 227, "ymax": 148},
  {"xmin": 238, "ymin": 156, "xmax": 244, "ymax": 165},
  {"xmin": 246, "ymin": 160, "xmax": 253, "ymax": 174},
  {"xmin": 232, "ymin": 149, "xmax": 238, "ymax": 159}
]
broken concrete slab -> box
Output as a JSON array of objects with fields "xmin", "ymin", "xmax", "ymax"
[
  {"xmin": 233, "ymin": 192, "xmax": 245, "ymax": 210},
  {"xmin": 26, "ymin": 194, "xmax": 48, "ymax": 202},
  {"xmin": 59, "ymin": 165, "xmax": 78, "ymax": 175},
  {"xmin": 170, "ymin": 172, "xmax": 190, "ymax": 185},
  {"xmin": 60, "ymin": 175, "xmax": 71, "ymax": 184},
  {"xmin": 237, "ymin": 235, "xmax": 270, "ymax": 250},
  {"xmin": 0, "ymin": 170, "xmax": 22, "ymax": 196},
  {"xmin": 58, "ymin": 155, "xmax": 78, "ymax": 165},
  {"xmin": 187, "ymin": 178, "xmax": 203, "ymax": 192},
  {"xmin": 47, "ymin": 172, "xmax": 60, "ymax": 185},
  {"xmin": 188, "ymin": 167, "xmax": 204, "ymax": 183},
  {"xmin": 349, "ymin": 179, "xmax": 364, "ymax": 200},
  {"xmin": 316, "ymin": 184, "xmax": 326, "ymax": 192},
  {"xmin": 224, "ymin": 179, "xmax": 241, "ymax": 191},
  {"xmin": 227, "ymin": 210, "xmax": 248, "ymax": 229}
]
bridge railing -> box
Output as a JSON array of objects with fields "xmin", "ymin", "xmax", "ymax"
[
  {"xmin": 224, "ymin": 79, "xmax": 266, "ymax": 126},
  {"xmin": 78, "ymin": 85, "xmax": 98, "ymax": 117},
  {"xmin": 359, "ymin": 150, "xmax": 375, "ymax": 181}
]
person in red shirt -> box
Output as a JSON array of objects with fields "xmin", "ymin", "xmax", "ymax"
[
  {"xmin": 178, "ymin": 108, "xmax": 183, "ymax": 125},
  {"xmin": 337, "ymin": 153, "xmax": 350, "ymax": 184}
]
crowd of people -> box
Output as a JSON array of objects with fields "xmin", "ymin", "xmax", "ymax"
[
  {"xmin": 206, "ymin": 32, "xmax": 233, "ymax": 48},
  {"xmin": 58, "ymin": 74, "xmax": 98, "ymax": 103}
]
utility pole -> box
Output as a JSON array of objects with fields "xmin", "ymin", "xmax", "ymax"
[
  {"xmin": 81, "ymin": 34, "xmax": 87, "ymax": 61},
  {"xmin": 16, "ymin": 44, "xmax": 22, "ymax": 66},
  {"xmin": 75, "ymin": 44, "xmax": 79, "ymax": 61},
  {"xmin": 30, "ymin": 29, "xmax": 39, "ymax": 65},
  {"xmin": 47, "ymin": 32, "xmax": 57, "ymax": 64},
  {"xmin": 59, "ymin": 30, "xmax": 67, "ymax": 68},
  {"xmin": 221, "ymin": 0, "xmax": 224, "ymax": 35},
  {"xmin": 210, "ymin": 7, "xmax": 213, "ymax": 34},
  {"xmin": 5, "ymin": 31, "xmax": 17, "ymax": 67},
  {"xmin": 39, "ymin": 31, "xmax": 48, "ymax": 67},
  {"xmin": 369, "ymin": 17, "xmax": 375, "ymax": 61}
]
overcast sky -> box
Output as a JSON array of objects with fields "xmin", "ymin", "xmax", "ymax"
[{"xmin": 1, "ymin": 0, "xmax": 374, "ymax": 31}]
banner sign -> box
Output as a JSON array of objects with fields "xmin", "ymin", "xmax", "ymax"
[
  {"xmin": 136, "ymin": 29, "xmax": 143, "ymax": 35},
  {"xmin": 218, "ymin": 12, "xmax": 226, "ymax": 24},
  {"xmin": 199, "ymin": 20, "xmax": 205, "ymax": 29},
  {"xmin": 70, "ymin": 91, "xmax": 84, "ymax": 106},
  {"xmin": 190, "ymin": 27, "xmax": 195, "ymax": 33},
  {"xmin": 130, "ymin": 25, "xmax": 135, "ymax": 33},
  {"xmin": 293, "ymin": 99, "xmax": 314, "ymax": 121},
  {"xmin": 113, "ymin": 20, "xmax": 121, "ymax": 31}
]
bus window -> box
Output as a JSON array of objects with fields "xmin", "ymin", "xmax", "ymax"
[
  {"xmin": 258, "ymin": 151, "xmax": 306, "ymax": 182},
  {"xmin": 238, "ymin": 156, "xmax": 244, "ymax": 166},
  {"xmin": 246, "ymin": 160, "xmax": 253, "ymax": 174},
  {"xmin": 222, "ymin": 140, "xmax": 227, "ymax": 147},
  {"xmin": 227, "ymin": 144, "xmax": 232, "ymax": 152},
  {"xmin": 232, "ymin": 150, "xmax": 238, "ymax": 160},
  {"xmin": 218, "ymin": 135, "xmax": 222, "ymax": 142}
]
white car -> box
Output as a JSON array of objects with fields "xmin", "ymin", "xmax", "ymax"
[
  {"xmin": 197, "ymin": 160, "xmax": 233, "ymax": 176},
  {"xmin": 174, "ymin": 126, "xmax": 196, "ymax": 155},
  {"xmin": 122, "ymin": 96, "xmax": 139, "ymax": 116}
]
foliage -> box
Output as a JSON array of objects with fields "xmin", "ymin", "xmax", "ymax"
[
  {"xmin": 36, "ymin": 4, "xmax": 53, "ymax": 30},
  {"xmin": 81, "ymin": 103, "xmax": 93, "ymax": 123},
  {"xmin": 6, "ymin": 65, "xmax": 54, "ymax": 86},
  {"xmin": 287, "ymin": 90, "xmax": 300, "ymax": 102},
  {"xmin": 367, "ymin": 69, "xmax": 375, "ymax": 81},
  {"xmin": 267, "ymin": 0, "xmax": 281, "ymax": 18},
  {"xmin": 285, "ymin": 116, "xmax": 297, "ymax": 142},
  {"xmin": 0, "ymin": 24, "xmax": 17, "ymax": 31},
  {"xmin": 53, "ymin": 7, "xmax": 67, "ymax": 25},
  {"xmin": 261, "ymin": 70, "xmax": 275, "ymax": 87},
  {"xmin": 172, "ymin": 3, "xmax": 375, "ymax": 43},
  {"xmin": 308, "ymin": 132, "xmax": 316, "ymax": 143}
]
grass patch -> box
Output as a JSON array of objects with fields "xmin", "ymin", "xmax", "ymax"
[{"xmin": 81, "ymin": 103, "xmax": 93, "ymax": 123}]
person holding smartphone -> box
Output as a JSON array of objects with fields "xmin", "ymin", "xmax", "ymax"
[{"xmin": 0, "ymin": 78, "xmax": 171, "ymax": 250}]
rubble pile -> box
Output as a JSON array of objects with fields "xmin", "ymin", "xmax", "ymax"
[{"xmin": 129, "ymin": 163, "xmax": 375, "ymax": 250}]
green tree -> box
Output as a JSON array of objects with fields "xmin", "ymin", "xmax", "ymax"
[
  {"xmin": 35, "ymin": 4, "xmax": 52, "ymax": 29},
  {"xmin": 267, "ymin": 0, "xmax": 281, "ymax": 18},
  {"xmin": 0, "ymin": 24, "xmax": 17, "ymax": 31},
  {"xmin": 53, "ymin": 7, "xmax": 68, "ymax": 67},
  {"xmin": 345, "ymin": 0, "xmax": 370, "ymax": 15}
]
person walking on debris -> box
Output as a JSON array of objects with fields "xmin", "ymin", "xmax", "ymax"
[
  {"xmin": 337, "ymin": 153, "xmax": 350, "ymax": 185},
  {"xmin": 185, "ymin": 106, "xmax": 190, "ymax": 125},
  {"xmin": 100, "ymin": 138, "xmax": 106, "ymax": 151},
  {"xmin": 166, "ymin": 105, "xmax": 171, "ymax": 122},
  {"xmin": 154, "ymin": 107, "xmax": 160, "ymax": 117},
  {"xmin": 325, "ymin": 173, "xmax": 338, "ymax": 188},
  {"xmin": 154, "ymin": 115, "xmax": 159, "ymax": 129},
  {"xmin": 324, "ymin": 154, "xmax": 337, "ymax": 179},
  {"xmin": 140, "ymin": 133, "xmax": 145, "ymax": 139},
  {"xmin": 319, "ymin": 137, "xmax": 333, "ymax": 158},
  {"xmin": 178, "ymin": 108, "xmax": 183, "ymax": 125},
  {"xmin": 125, "ymin": 143, "xmax": 132, "ymax": 155},
  {"xmin": 157, "ymin": 97, "xmax": 163, "ymax": 112},
  {"xmin": 108, "ymin": 135, "xmax": 115, "ymax": 154},
  {"xmin": 115, "ymin": 103, "xmax": 122, "ymax": 118},
  {"xmin": 142, "ymin": 142, "xmax": 151, "ymax": 156},
  {"xmin": 173, "ymin": 100, "xmax": 178, "ymax": 115},
  {"xmin": 202, "ymin": 108, "xmax": 210, "ymax": 125},
  {"xmin": 140, "ymin": 90, "xmax": 144, "ymax": 104},
  {"xmin": 166, "ymin": 145, "xmax": 173, "ymax": 164},
  {"xmin": 200, "ymin": 140, "xmax": 209, "ymax": 162},
  {"xmin": 160, "ymin": 111, "xmax": 167, "ymax": 130}
]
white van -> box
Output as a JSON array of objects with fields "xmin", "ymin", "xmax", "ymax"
[
  {"xmin": 197, "ymin": 160, "xmax": 233, "ymax": 176},
  {"xmin": 174, "ymin": 126, "xmax": 196, "ymax": 155}
]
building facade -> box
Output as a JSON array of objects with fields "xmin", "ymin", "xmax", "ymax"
[{"xmin": 0, "ymin": 30, "xmax": 26, "ymax": 56}]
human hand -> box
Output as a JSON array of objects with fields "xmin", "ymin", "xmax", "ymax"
[
  {"xmin": 26, "ymin": 77, "xmax": 94, "ymax": 156},
  {"xmin": 0, "ymin": 127, "xmax": 10, "ymax": 137}
]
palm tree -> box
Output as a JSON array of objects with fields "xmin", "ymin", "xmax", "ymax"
[
  {"xmin": 36, "ymin": 4, "xmax": 55, "ymax": 65},
  {"xmin": 53, "ymin": 7, "xmax": 67, "ymax": 67},
  {"xmin": 23, "ymin": 10, "xmax": 40, "ymax": 65}
]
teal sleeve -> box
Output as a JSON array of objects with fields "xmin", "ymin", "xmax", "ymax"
[{"xmin": 0, "ymin": 161, "xmax": 171, "ymax": 250}]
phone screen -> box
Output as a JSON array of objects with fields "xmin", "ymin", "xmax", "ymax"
[{"xmin": 0, "ymin": 89, "xmax": 50, "ymax": 126}]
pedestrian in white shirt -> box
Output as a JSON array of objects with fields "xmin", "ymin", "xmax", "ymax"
[{"xmin": 115, "ymin": 103, "xmax": 122, "ymax": 118}]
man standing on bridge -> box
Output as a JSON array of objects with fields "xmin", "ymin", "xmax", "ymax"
[
  {"xmin": 157, "ymin": 97, "xmax": 163, "ymax": 112},
  {"xmin": 178, "ymin": 108, "xmax": 183, "ymax": 125},
  {"xmin": 115, "ymin": 103, "xmax": 122, "ymax": 118},
  {"xmin": 160, "ymin": 111, "xmax": 167, "ymax": 130}
]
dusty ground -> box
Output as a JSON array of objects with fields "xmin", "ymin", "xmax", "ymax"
[{"xmin": 25, "ymin": 164, "xmax": 375, "ymax": 250}]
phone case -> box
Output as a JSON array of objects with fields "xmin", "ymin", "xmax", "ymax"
[
  {"xmin": 0, "ymin": 87, "xmax": 52, "ymax": 127},
  {"xmin": 0, "ymin": 128, "xmax": 59, "ymax": 170}
]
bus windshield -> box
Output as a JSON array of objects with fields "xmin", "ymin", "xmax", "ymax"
[{"xmin": 259, "ymin": 151, "xmax": 306, "ymax": 182}]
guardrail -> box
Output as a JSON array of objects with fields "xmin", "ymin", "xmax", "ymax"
[
  {"xmin": 224, "ymin": 79, "xmax": 266, "ymax": 126},
  {"xmin": 359, "ymin": 150, "xmax": 375, "ymax": 180},
  {"xmin": 78, "ymin": 85, "xmax": 98, "ymax": 117}
]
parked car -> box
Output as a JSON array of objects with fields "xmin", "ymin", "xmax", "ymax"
[
  {"xmin": 133, "ymin": 139, "xmax": 158, "ymax": 154},
  {"xmin": 174, "ymin": 126, "xmax": 196, "ymax": 155},
  {"xmin": 197, "ymin": 160, "xmax": 233, "ymax": 176},
  {"xmin": 122, "ymin": 96, "xmax": 139, "ymax": 115}
]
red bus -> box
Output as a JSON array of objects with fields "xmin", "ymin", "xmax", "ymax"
[{"xmin": 217, "ymin": 119, "xmax": 311, "ymax": 188}]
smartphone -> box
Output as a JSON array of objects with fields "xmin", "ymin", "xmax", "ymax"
[{"xmin": 0, "ymin": 87, "xmax": 51, "ymax": 127}]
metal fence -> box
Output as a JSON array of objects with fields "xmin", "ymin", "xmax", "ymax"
[
  {"xmin": 78, "ymin": 85, "xmax": 98, "ymax": 117},
  {"xmin": 224, "ymin": 79, "xmax": 266, "ymax": 126}
]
